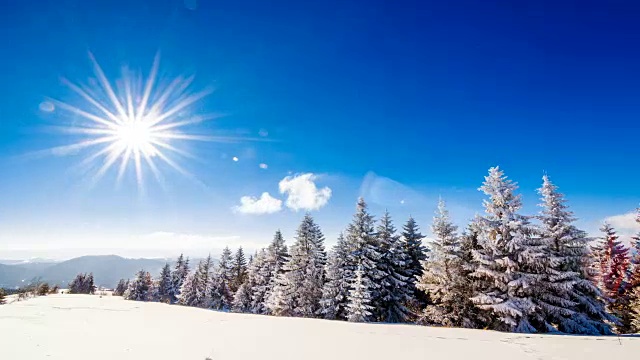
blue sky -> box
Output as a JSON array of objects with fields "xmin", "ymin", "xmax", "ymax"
[{"xmin": 0, "ymin": 0, "xmax": 639, "ymax": 259}]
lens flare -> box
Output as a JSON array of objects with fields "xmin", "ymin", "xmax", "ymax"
[{"xmin": 41, "ymin": 53, "xmax": 227, "ymax": 190}]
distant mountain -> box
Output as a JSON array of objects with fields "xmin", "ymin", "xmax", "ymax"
[{"xmin": 0, "ymin": 255, "xmax": 171, "ymax": 289}]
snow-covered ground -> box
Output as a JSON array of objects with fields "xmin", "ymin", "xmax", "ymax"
[{"xmin": 1, "ymin": 295, "xmax": 638, "ymax": 360}]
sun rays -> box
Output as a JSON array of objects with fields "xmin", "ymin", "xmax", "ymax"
[{"xmin": 43, "ymin": 53, "xmax": 223, "ymax": 190}]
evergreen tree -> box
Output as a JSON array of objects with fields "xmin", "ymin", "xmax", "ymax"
[
  {"xmin": 0, "ymin": 288, "xmax": 6, "ymax": 305},
  {"xmin": 535, "ymin": 175, "xmax": 612, "ymax": 334},
  {"xmin": 114, "ymin": 279, "xmax": 128, "ymax": 296},
  {"xmin": 401, "ymin": 216, "xmax": 427, "ymax": 309},
  {"xmin": 124, "ymin": 270, "xmax": 153, "ymax": 301},
  {"xmin": 344, "ymin": 198, "xmax": 384, "ymax": 318},
  {"xmin": 209, "ymin": 249, "xmax": 234, "ymax": 310},
  {"xmin": 196, "ymin": 255, "xmax": 214, "ymax": 308},
  {"xmin": 171, "ymin": 254, "xmax": 189, "ymax": 302},
  {"xmin": 320, "ymin": 232, "xmax": 352, "ymax": 320},
  {"xmin": 178, "ymin": 271, "xmax": 199, "ymax": 307},
  {"xmin": 629, "ymin": 208, "xmax": 640, "ymax": 332},
  {"xmin": 593, "ymin": 224, "xmax": 631, "ymax": 332},
  {"xmin": 375, "ymin": 210, "xmax": 411, "ymax": 322},
  {"xmin": 86, "ymin": 273, "xmax": 96, "ymax": 294},
  {"xmin": 470, "ymin": 167, "xmax": 542, "ymax": 333},
  {"xmin": 347, "ymin": 264, "xmax": 373, "ymax": 322},
  {"xmin": 156, "ymin": 263, "xmax": 173, "ymax": 303},
  {"xmin": 260, "ymin": 230, "xmax": 290, "ymax": 314},
  {"xmin": 231, "ymin": 247, "xmax": 248, "ymax": 293},
  {"xmin": 267, "ymin": 214, "xmax": 327, "ymax": 317},
  {"xmin": 247, "ymin": 249, "xmax": 271, "ymax": 314},
  {"xmin": 232, "ymin": 283, "xmax": 253, "ymax": 313},
  {"xmin": 418, "ymin": 199, "xmax": 470, "ymax": 327}
]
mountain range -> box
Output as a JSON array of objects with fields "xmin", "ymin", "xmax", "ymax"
[{"xmin": 0, "ymin": 255, "xmax": 173, "ymax": 289}]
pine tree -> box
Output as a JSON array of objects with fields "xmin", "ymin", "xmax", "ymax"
[
  {"xmin": 535, "ymin": 175, "xmax": 612, "ymax": 334},
  {"xmin": 178, "ymin": 271, "xmax": 199, "ymax": 307},
  {"xmin": 344, "ymin": 198, "xmax": 384, "ymax": 319},
  {"xmin": 171, "ymin": 254, "xmax": 189, "ymax": 302},
  {"xmin": 267, "ymin": 214, "xmax": 327, "ymax": 317},
  {"xmin": 209, "ymin": 249, "xmax": 234, "ymax": 311},
  {"xmin": 114, "ymin": 279, "xmax": 128, "ymax": 296},
  {"xmin": 470, "ymin": 167, "xmax": 542, "ymax": 333},
  {"xmin": 125, "ymin": 270, "xmax": 153, "ymax": 301},
  {"xmin": 246, "ymin": 249, "xmax": 271, "ymax": 314},
  {"xmin": 593, "ymin": 224, "xmax": 631, "ymax": 332},
  {"xmin": 156, "ymin": 263, "xmax": 173, "ymax": 303},
  {"xmin": 86, "ymin": 273, "xmax": 96, "ymax": 294},
  {"xmin": 401, "ymin": 216, "xmax": 427, "ymax": 310},
  {"xmin": 629, "ymin": 208, "xmax": 640, "ymax": 332},
  {"xmin": 418, "ymin": 199, "xmax": 470, "ymax": 327},
  {"xmin": 375, "ymin": 210, "xmax": 411, "ymax": 322},
  {"xmin": 195, "ymin": 255, "xmax": 214, "ymax": 308},
  {"xmin": 256, "ymin": 230, "xmax": 289, "ymax": 314},
  {"xmin": 347, "ymin": 264, "xmax": 373, "ymax": 322},
  {"xmin": 0, "ymin": 288, "xmax": 6, "ymax": 305},
  {"xmin": 231, "ymin": 247, "xmax": 248, "ymax": 293},
  {"xmin": 320, "ymin": 232, "xmax": 352, "ymax": 320},
  {"xmin": 232, "ymin": 283, "xmax": 253, "ymax": 313}
]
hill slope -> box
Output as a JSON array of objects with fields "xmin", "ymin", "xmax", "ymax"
[
  {"xmin": 0, "ymin": 255, "xmax": 168, "ymax": 288},
  {"xmin": 1, "ymin": 295, "xmax": 638, "ymax": 360}
]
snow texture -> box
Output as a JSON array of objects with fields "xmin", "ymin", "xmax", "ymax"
[{"xmin": 1, "ymin": 294, "xmax": 638, "ymax": 360}]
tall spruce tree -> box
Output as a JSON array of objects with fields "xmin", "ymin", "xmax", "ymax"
[
  {"xmin": 375, "ymin": 210, "xmax": 411, "ymax": 322},
  {"xmin": 417, "ymin": 199, "xmax": 469, "ymax": 327},
  {"xmin": 156, "ymin": 263, "xmax": 173, "ymax": 302},
  {"xmin": 267, "ymin": 214, "xmax": 326, "ymax": 317},
  {"xmin": 344, "ymin": 198, "xmax": 384, "ymax": 318},
  {"xmin": 231, "ymin": 247, "xmax": 248, "ymax": 293},
  {"xmin": 320, "ymin": 232, "xmax": 352, "ymax": 320},
  {"xmin": 470, "ymin": 167, "xmax": 542, "ymax": 333},
  {"xmin": 629, "ymin": 208, "xmax": 640, "ymax": 332},
  {"xmin": 178, "ymin": 271, "xmax": 199, "ymax": 307},
  {"xmin": 401, "ymin": 216, "xmax": 427, "ymax": 309},
  {"xmin": 171, "ymin": 254, "xmax": 189, "ymax": 302},
  {"xmin": 535, "ymin": 175, "xmax": 612, "ymax": 334},
  {"xmin": 593, "ymin": 224, "xmax": 631, "ymax": 332},
  {"xmin": 346, "ymin": 264, "xmax": 373, "ymax": 322}
]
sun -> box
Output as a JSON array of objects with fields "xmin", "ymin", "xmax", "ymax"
[{"xmin": 42, "ymin": 53, "xmax": 225, "ymax": 190}]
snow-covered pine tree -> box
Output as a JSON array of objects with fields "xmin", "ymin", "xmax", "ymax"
[
  {"xmin": 113, "ymin": 279, "xmax": 128, "ymax": 296},
  {"xmin": 401, "ymin": 216, "xmax": 427, "ymax": 310},
  {"xmin": 254, "ymin": 230, "xmax": 289, "ymax": 314},
  {"xmin": 320, "ymin": 232, "xmax": 352, "ymax": 320},
  {"xmin": 178, "ymin": 271, "xmax": 199, "ymax": 307},
  {"xmin": 209, "ymin": 250, "xmax": 234, "ymax": 311},
  {"xmin": 375, "ymin": 210, "xmax": 411, "ymax": 322},
  {"xmin": 417, "ymin": 199, "xmax": 470, "ymax": 327},
  {"xmin": 267, "ymin": 214, "xmax": 327, "ymax": 317},
  {"xmin": 232, "ymin": 282, "xmax": 253, "ymax": 313},
  {"xmin": 171, "ymin": 254, "xmax": 189, "ymax": 302},
  {"xmin": 86, "ymin": 273, "xmax": 96, "ymax": 294},
  {"xmin": 629, "ymin": 208, "xmax": 640, "ymax": 332},
  {"xmin": 470, "ymin": 167, "xmax": 542, "ymax": 333},
  {"xmin": 125, "ymin": 269, "xmax": 153, "ymax": 301},
  {"xmin": 347, "ymin": 264, "xmax": 373, "ymax": 322},
  {"xmin": 196, "ymin": 255, "xmax": 214, "ymax": 308},
  {"xmin": 593, "ymin": 224, "xmax": 631, "ymax": 332},
  {"xmin": 156, "ymin": 263, "xmax": 173, "ymax": 303},
  {"xmin": 535, "ymin": 175, "xmax": 613, "ymax": 335},
  {"xmin": 247, "ymin": 249, "xmax": 270, "ymax": 314},
  {"xmin": 231, "ymin": 247, "xmax": 248, "ymax": 293},
  {"xmin": 344, "ymin": 198, "xmax": 384, "ymax": 319},
  {"xmin": 0, "ymin": 288, "xmax": 5, "ymax": 305}
]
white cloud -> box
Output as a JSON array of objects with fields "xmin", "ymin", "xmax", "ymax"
[
  {"xmin": 603, "ymin": 211, "xmax": 639, "ymax": 244},
  {"xmin": 279, "ymin": 173, "xmax": 332, "ymax": 211},
  {"xmin": 234, "ymin": 192, "xmax": 283, "ymax": 215}
]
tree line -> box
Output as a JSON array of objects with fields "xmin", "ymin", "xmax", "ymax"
[{"xmin": 117, "ymin": 167, "xmax": 640, "ymax": 335}]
